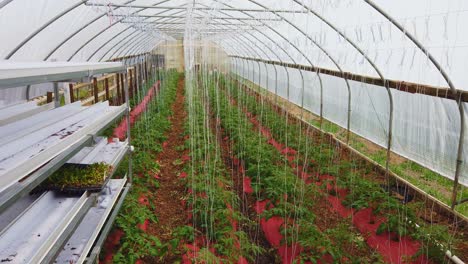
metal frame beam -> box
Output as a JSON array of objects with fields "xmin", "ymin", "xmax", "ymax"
[
  {"xmin": 85, "ymin": 3, "xmax": 307, "ymax": 13},
  {"xmin": 362, "ymin": 0, "xmax": 465, "ymax": 210},
  {"xmin": 111, "ymin": 14, "xmax": 281, "ymax": 21},
  {"xmin": 119, "ymin": 21, "xmax": 264, "ymax": 26},
  {"xmin": 288, "ymin": 0, "xmax": 394, "ymax": 179},
  {"xmin": 67, "ymin": 1, "xmax": 179, "ymax": 61}
]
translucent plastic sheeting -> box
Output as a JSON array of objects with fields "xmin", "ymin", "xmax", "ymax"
[
  {"xmin": 233, "ymin": 60, "xmax": 468, "ymax": 187},
  {"xmin": 216, "ymin": 0, "xmax": 468, "ymax": 89},
  {"xmin": 0, "ymin": 0, "xmax": 467, "ymax": 90},
  {"xmin": 0, "ymin": 0, "xmax": 169, "ymax": 62}
]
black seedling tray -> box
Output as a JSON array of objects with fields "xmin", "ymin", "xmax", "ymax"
[{"xmin": 32, "ymin": 163, "xmax": 110, "ymax": 195}]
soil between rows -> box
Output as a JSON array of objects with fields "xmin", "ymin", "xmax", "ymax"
[{"xmin": 144, "ymin": 76, "xmax": 188, "ymax": 263}]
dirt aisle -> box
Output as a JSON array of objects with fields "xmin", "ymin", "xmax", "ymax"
[{"xmin": 146, "ymin": 76, "xmax": 188, "ymax": 263}]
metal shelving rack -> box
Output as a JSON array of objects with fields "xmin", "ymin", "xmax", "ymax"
[{"xmin": 0, "ymin": 61, "xmax": 133, "ymax": 264}]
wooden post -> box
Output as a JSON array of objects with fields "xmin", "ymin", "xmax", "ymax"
[
  {"xmin": 145, "ymin": 61, "xmax": 148, "ymax": 82},
  {"xmin": 120, "ymin": 73, "xmax": 125, "ymax": 102},
  {"xmin": 116, "ymin": 74, "xmax": 121, "ymax": 105},
  {"xmin": 69, "ymin": 83, "xmax": 75, "ymax": 103},
  {"xmin": 46, "ymin": 92, "xmax": 53, "ymax": 103},
  {"xmin": 105, "ymin": 77, "xmax": 110, "ymax": 102},
  {"xmin": 129, "ymin": 69, "xmax": 133, "ymax": 98},
  {"xmin": 133, "ymin": 66, "xmax": 137, "ymax": 95},
  {"xmin": 93, "ymin": 77, "xmax": 99, "ymax": 103}
]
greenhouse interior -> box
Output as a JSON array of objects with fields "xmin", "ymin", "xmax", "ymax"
[{"xmin": 0, "ymin": 0, "xmax": 467, "ymax": 263}]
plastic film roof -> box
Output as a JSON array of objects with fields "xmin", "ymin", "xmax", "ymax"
[
  {"xmin": 0, "ymin": 0, "xmax": 467, "ymax": 90},
  {"xmin": 1, "ymin": 0, "xmax": 468, "ymax": 187}
]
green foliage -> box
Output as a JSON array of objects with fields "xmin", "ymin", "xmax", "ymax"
[
  {"xmin": 112, "ymin": 71, "xmax": 181, "ymax": 262},
  {"xmin": 182, "ymin": 72, "xmax": 263, "ymax": 262},
  {"xmin": 231, "ymin": 74, "xmax": 463, "ymax": 262},
  {"xmin": 42, "ymin": 162, "xmax": 111, "ymax": 189},
  {"xmin": 211, "ymin": 75, "xmax": 341, "ymax": 260}
]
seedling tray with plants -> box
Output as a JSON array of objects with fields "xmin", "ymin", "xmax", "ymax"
[
  {"xmin": 35, "ymin": 162, "xmax": 113, "ymax": 193},
  {"xmin": 34, "ymin": 137, "xmax": 128, "ymax": 194}
]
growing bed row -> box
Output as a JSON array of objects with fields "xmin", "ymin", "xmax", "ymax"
[
  {"xmin": 205, "ymin": 73, "xmax": 383, "ymax": 263},
  {"xmin": 220, "ymin": 73, "xmax": 466, "ymax": 263},
  {"xmin": 103, "ymin": 70, "xmax": 180, "ymax": 263},
  {"xmin": 180, "ymin": 72, "xmax": 262, "ymax": 263}
]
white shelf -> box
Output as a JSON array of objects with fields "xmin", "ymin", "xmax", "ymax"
[
  {"xmin": 0, "ymin": 191, "xmax": 93, "ymax": 263},
  {"xmin": 55, "ymin": 178, "xmax": 127, "ymax": 264},
  {"xmin": 0, "ymin": 102, "xmax": 126, "ymax": 192},
  {"xmin": 0, "ymin": 137, "xmax": 130, "ymax": 264},
  {"xmin": 0, "ymin": 62, "xmax": 132, "ymax": 264},
  {"xmin": 68, "ymin": 137, "xmax": 129, "ymax": 166},
  {"xmin": 0, "ymin": 61, "xmax": 125, "ymax": 89},
  {"xmin": 0, "ymin": 101, "xmax": 82, "ymax": 145}
]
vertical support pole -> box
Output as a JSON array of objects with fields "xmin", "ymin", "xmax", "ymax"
[
  {"xmin": 53, "ymin": 82, "xmax": 60, "ymax": 107},
  {"xmin": 69, "ymin": 83, "xmax": 75, "ymax": 103},
  {"xmin": 26, "ymin": 85, "xmax": 31, "ymax": 101},
  {"xmin": 285, "ymin": 67, "xmax": 290, "ymax": 102},
  {"xmin": 123, "ymin": 72, "xmax": 132, "ymax": 183},
  {"xmin": 273, "ymin": 65, "xmax": 278, "ymax": 106},
  {"xmin": 135, "ymin": 64, "xmax": 140, "ymax": 100},
  {"xmin": 452, "ymin": 99, "xmax": 465, "ymax": 209},
  {"xmin": 133, "ymin": 66, "xmax": 137, "ymax": 96},
  {"xmin": 116, "ymin": 74, "xmax": 121, "ymax": 105},
  {"xmin": 318, "ymin": 68, "xmax": 324, "ymax": 130},
  {"xmin": 93, "ymin": 77, "xmax": 99, "ymax": 104},
  {"xmin": 105, "ymin": 77, "xmax": 110, "ymax": 102},
  {"xmin": 346, "ymin": 78, "xmax": 352, "ymax": 145},
  {"xmin": 299, "ymin": 69, "xmax": 305, "ymax": 120}
]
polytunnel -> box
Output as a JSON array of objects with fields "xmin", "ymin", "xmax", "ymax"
[{"xmin": 0, "ymin": 0, "xmax": 467, "ymax": 263}]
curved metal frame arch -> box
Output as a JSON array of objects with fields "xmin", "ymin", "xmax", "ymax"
[
  {"xmin": 208, "ymin": 0, "xmax": 321, "ymax": 128},
  {"xmin": 124, "ymin": 37, "xmax": 163, "ymax": 59},
  {"xmin": 287, "ymin": 0, "xmax": 394, "ymax": 176},
  {"xmin": 87, "ymin": 26, "xmax": 136, "ymax": 61},
  {"xmin": 108, "ymin": 31, "xmax": 148, "ymax": 61},
  {"xmin": 362, "ymin": 0, "xmax": 465, "ymax": 209},
  {"xmin": 254, "ymin": 0, "xmax": 353, "ymax": 143},
  {"xmin": 42, "ymin": 0, "xmax": 141, "ymax": 61},
  {"xmin": 99, "ymin": 29, "xmax": 142, "ymax": 61},
  {"xmin": 67, "ymin": 2, "xmax": 183, "ymax": 61},
  {"xmin": 116, "ymin": 34, "xmax": 155, "ymax": 59},
  {"xmin": 120, "ymin": 37, "xmax": 152, "ymax": 59},
  {"xmin": 5, "ymin": 0, "xmax": 84, "ymax": 59},
  {"xmin": 216, "ymin": 32, "xmax": 291, "ymax": 109}
]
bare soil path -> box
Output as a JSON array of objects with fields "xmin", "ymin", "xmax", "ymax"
[{"xmin": 145, "ymin": 76, "xmax": 188, "ymax": 263}]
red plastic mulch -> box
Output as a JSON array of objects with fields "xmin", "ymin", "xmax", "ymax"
[
  {"xmin": 179, "ymin": 171, "xmax": 188, "ymax": 179},
  {"xmin": 102, "ymin": 229, "xmax": 124, "ymax": 264},
  {"xmin": 138, "ymin": 195, "xmax": 150, "ymax": 206},
  {"xmin": 102, "ymin": 81, "xmax": 160, "ymax": 263},
  {"xmin": 113, "ymin": 81, "xmax": 161, "ymax": 140},
  {"xmin": 137, "ymin": 219, "xmax": 150, "ymax": 232},
  {"xmin": 242, "ymin": 176, "xmax": 253, "ymax": 194},
  {"xmin": 243, "ymin": 107, "xmax": 431, "ymax": 264}
]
